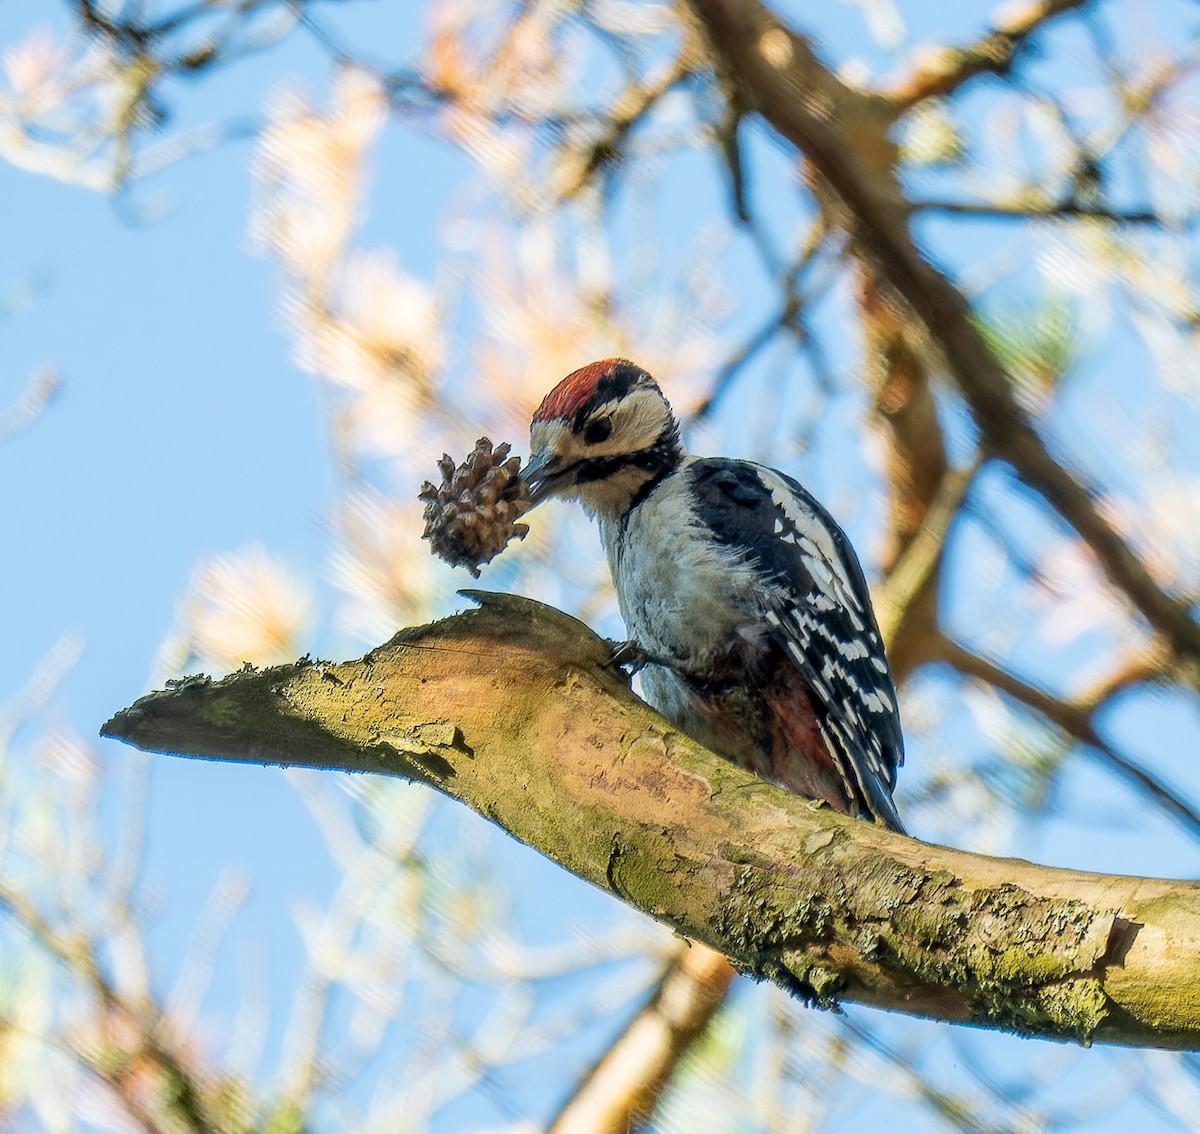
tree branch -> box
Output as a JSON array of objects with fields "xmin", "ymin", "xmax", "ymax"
[
  {"xmin": 886, "ymin": 0, "xmax": 1091, "ymax": 111},
  {"xmin": 102, "ymin": 593, "xmax": 1200, "ymax": 1050},
  {"xmin": 912, "ymin": 197, "xmax": 1169, "ymax": 226},
  {"xmin": 0, "ymin": 877, "xmax": 218, "ymax": 1132},
  {"xmin": 547, "ymin": 942, "xmax": 736, "ymax": 1134},
  {"xmin": 934, "ymin": 635, "xmax": 1200, "ymax": 841},
  {"xmin": 680, "ymin": 0, "xmax": 1200, "ymax": 673}
]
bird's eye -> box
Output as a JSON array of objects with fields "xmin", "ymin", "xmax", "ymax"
[{"xmin": 583, "ymin": 418, "xmax": 613, "ymax": 445}]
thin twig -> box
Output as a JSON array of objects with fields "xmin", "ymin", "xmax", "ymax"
[
  {"xmin": 913, "ymin": 198, "xmax": 1170, "ymax": 226},
  {"xmin": 936, "ymin": 636, "xmax": 1200, "ymax": 842},
  {"xmin": 886, "ymin": 0, "xmax": 1091, "ymax": 112}
]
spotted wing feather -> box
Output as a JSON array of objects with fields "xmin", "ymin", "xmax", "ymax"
[{"xmin": 688, "ymin": 459, "xmax": 905, "ymax": 832}]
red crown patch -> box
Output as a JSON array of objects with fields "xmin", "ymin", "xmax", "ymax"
[{"xmin": 533, "ymin": 358, "xmax": 649, "ymax": 423}]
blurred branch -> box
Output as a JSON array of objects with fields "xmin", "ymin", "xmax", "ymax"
[
  {"xmin": 837, "ymin": 1015, "xmax": 1045, "ymax": 1134},
  {"xmin": 860, "ymin": 271, "xmax": 950, "ymax": 578},
  {"xmin": 876, "ymin": 458, "xmax": 981, "ymax": 649},
  {"xmin": 689, "ymin": 295, "xmax": 796, "ymax": 421},
  {"xmin": 548, "ymin": 942, "xmax": 736, "ymax": 1134},
  {"xmin": 913, "ymin": 198, "xmax": 1170, "ymax": 226},
  {"xmin": 858, "ymin": 264, "xmax": 954, "ymax": 684},
  {"xmin": 886, "ymin": 0, "xmax": 1089, "ymax": 111},
  {"xmin": 1081, "ymin": 647, "xmax": 1172, "ymax": 706},
  {"xmin": 556, "ymin": 59, "xmax": 697, "ymax": 200},
  {"xmin": 680, "ymin": 0, "xmax": 1200, "ymax": 676},
  {"xmin": 691, "ymin": 222, "xmax": 834, "ymax": 421},
  {"xmin": 0, "ymin": 877, "xmax": 216, "ymax": 1133},
  {"xmin": 934, "ymin": 635, "xmax": 1200, "ymax": 841},
  {"xmin": 103, "ymin": 592, "xmax": 1200, "ymax": 1049}
]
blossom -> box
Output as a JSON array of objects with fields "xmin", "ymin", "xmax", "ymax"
[
  {"xmin": 2, "ymin": 28, "xmax": 68, "ymax": 116},
  {"xmin": 328, "ymin": 489, "xmax": 435, "ymax": 642},
  {"xmin": 180, "ymin": 545, "xmax": 314, "ymax": 672},
  {"xmin": 250, "ymin": 68, "xmax": 386, "ymax": 281}
]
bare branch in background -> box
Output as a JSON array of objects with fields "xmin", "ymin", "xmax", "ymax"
[
  {"xmin": 886, "ymin": 0, "xmax": 1092, "ymax": 110},
  {"xmin": 548, "ymin": 942, "xmax": 736, "ymax": 1134},
  {"xmin": 682, "ymin": 0, "xmax": 1200, "ymax": 673},
  {"xmin": 912, "ymin": 198, "xmax": 1174, "ymax": 226},
  {"xmin": 936, "ymin": 634, "xmax": 1200, "ymax": 841}
]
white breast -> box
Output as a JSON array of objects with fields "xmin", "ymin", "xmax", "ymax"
[{"xmin": 597, "ymin": 461, "xmax": 762, "ymax": 673}]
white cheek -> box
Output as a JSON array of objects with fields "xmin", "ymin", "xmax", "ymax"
[{"xmin": 608, "ymin": 390, "xmax": 670, "ymax": 449}]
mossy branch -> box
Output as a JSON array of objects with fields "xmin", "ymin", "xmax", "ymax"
[{"xmin": 102, "ymin": 593, "xmax": 1200, "ymax": 1050}]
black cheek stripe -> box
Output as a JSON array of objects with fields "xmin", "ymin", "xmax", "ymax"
[{"xmin": 573, "ymin": 426, "xmax": 683, "ymax": 498}]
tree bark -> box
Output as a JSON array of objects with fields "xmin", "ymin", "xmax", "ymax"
[{"xmin": 102, "ymin": 593, "xmax": 1200, "ymax": 1050}]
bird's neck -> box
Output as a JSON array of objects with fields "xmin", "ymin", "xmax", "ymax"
[{"xmin": 580, "ymin": 426, "xmax": 685, "ymax": 523}]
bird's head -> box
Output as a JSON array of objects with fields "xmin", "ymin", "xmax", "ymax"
[{"xmin": 525, "ymin": 359, "xmax": 684, "ymax": 519}]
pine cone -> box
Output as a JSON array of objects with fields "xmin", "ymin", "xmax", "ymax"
[{"xmin": 419, "ymin": 438, "xmax": 532, "ymax": 576}]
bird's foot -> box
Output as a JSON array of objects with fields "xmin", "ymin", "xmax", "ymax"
[{"xmin": 603, "ymin": 639, "xmax": 666, "ymax": 678}]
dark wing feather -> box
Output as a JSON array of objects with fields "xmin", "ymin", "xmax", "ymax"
[{"xmin": 688, "ymin": 458, "xmax": 906, "ymax": 832}]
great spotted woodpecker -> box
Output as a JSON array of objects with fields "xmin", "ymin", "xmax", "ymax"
[{"xmin": 522, "ymin": 358, "xmax": 905, "ymax": 832}]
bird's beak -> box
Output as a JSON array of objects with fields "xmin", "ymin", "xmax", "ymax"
[{"xmin": 522, "ymin": 451, "xmax": 566, "ymax": 508}]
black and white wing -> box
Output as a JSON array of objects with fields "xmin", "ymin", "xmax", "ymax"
[{"xmin": 688, "ymin": 458, "xmax": 906, "ymax": 832}]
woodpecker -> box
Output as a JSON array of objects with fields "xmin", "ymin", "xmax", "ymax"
[{"xmin": 522, "ymin": 358, "xmax": 905, "ymax": 832}]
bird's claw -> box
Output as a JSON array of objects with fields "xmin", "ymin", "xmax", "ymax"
[{"xmin": 604, "ymin": 639, "xmax": 654, "ymax": 678}]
